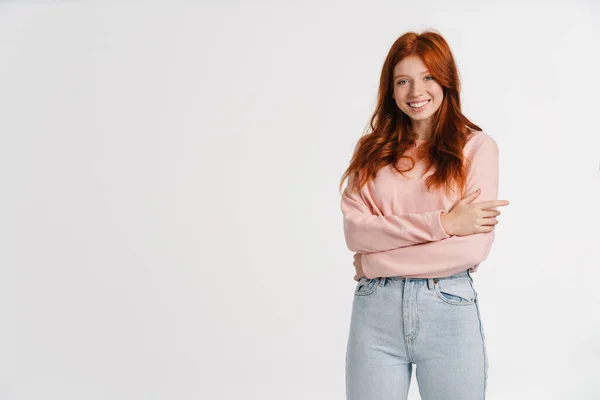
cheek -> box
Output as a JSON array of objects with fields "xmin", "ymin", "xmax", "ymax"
[{"xmin": 393, "ymin": 91, "xmax": 406, "ymax": 105}]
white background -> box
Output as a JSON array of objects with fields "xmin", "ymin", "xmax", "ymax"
[{"xmin": 3, "ymin": 1, "xmax": 600, "ymax": 399}]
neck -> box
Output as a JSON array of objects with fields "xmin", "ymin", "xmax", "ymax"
[{"xmin": 410, "ymin": 118, "xmax": 433, "ymax": 140}]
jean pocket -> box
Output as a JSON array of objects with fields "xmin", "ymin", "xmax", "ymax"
[
  {"xmin": 434, "ymin": 276, "xmax": 476, "ymax": 305},
  {"xmin": 354, "ymin": 277, "xmax": 379, "ymax": 296}
]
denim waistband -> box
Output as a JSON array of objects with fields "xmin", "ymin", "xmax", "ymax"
[{"xmin": 385, "ymin": 269, "xmax": 470, "ymax": 282}]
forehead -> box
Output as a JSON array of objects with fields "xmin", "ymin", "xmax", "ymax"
[{"xmin": 393, "ymin": 56, "xmax": 428, "ymax": 77}]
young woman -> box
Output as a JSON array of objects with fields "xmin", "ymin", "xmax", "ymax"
[{"xmin": 339, "ymin": 31, "xmax": 510, "ymax": 400}]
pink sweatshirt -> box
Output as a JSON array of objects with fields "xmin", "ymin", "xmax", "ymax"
[{"xmin": 341, "ymin": 130, "xmax": 499, "ymax": 279}]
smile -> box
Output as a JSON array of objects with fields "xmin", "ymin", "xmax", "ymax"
[{"xmin": 407, "ymin": 99, "xmax": 431, "ymax": 111}]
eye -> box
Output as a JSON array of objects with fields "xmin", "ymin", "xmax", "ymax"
[{"xmin": 396, "ymin": 76, "xmax": 434, "ymax": 85}]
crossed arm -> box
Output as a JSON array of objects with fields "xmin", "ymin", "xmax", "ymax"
[
  {"xmin": 342, "ymin": 136, "xmax": 499, "ymax": 276},
  {"xmin": 341, "ymin": 172, "xmax": 450, "ymax": 253}
]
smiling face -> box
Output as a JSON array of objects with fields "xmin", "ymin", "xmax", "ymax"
[{"xmin": 392, "ymin": 56, "xmax": 444, "ymax": 138}]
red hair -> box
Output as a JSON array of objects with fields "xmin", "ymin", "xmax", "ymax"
[{"xmin": 339, "ymin": 30, "xmax": 482, "ymax": 197}]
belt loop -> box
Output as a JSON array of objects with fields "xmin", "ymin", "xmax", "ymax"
[
  {"xmin": 427, "ymin": 278, "xmax": 434, "ymax": 291},
  {"xmin": 378, "ymin": 277, "xmax": 386, "ymax": 287}
]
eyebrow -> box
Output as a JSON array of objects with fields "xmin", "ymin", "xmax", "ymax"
[{"xmin": 393, "ymin": 71, "xmax": 430, "ymax": 79}]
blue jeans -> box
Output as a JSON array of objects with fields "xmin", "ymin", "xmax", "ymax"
[{"xmin": 345, "ymin": 269, "xmax": 488, "ymax": 399}]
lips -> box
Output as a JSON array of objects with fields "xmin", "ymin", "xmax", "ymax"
[
  {"xmin": 407, "ymin": 99, "xmax": 431, "ymax": 111},
  {"xmin": 407, "ymin": 99, "xmax": 431, "ymax": 107}
]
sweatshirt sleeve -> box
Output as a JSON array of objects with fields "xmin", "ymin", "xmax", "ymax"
[
  {"xmin": 341, "ymin": 172, "xmax": 450, "ymax": 253},
  {"xmin": 360, "ymin": 134, "xmax": 499, "ymax": 278}
]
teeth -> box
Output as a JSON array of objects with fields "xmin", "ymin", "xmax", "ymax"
[{"xmin": 409, "ymin": 100, "xmax": 429, "ymax": 108}]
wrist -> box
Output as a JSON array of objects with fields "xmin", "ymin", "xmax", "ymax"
[{"xmin": 440, "ymin": 212, "xmax": 454, "ymax": 236}]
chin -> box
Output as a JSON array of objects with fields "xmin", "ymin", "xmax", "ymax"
[{"xmin": 404, "ymin": 110, "xmax": 433, "ymax": 120}]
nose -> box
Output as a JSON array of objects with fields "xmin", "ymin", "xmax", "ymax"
[{"xmin": 409, "ymin": 81, "xmax": 424, "ymax": 97}]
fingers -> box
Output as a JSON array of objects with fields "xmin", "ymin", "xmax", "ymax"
[
  {"xmin": 479, "ymin": 217, "xmax": 498, "ymax": 226},
  {"xmin": 353, "ymin": 253, "xmax": 364, "ymax": 281},
  {"xmin": 481, "ymin": 209, "xmax": 501, "ymax": 217},
  {"xmin": 474, "ymin": 199, "xmax": 510, "ymax": 210}
]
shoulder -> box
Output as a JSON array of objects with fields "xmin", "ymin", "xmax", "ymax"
[{"xmin": 464, "ymin": 130, "xmax": 499, "ymax": 156}]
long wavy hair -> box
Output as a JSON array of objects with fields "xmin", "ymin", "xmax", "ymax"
[{"xmin": 339, "ymin": 30, "xmax": 482, "ymax": 198}]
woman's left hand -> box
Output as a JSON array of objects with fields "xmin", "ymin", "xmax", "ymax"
[{"xmin": 353, "ymin": 253, "xmax": 366, "ymax": 281}]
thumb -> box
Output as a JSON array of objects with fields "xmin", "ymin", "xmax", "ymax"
[{"xmin": 462, "ymin": 188, "xmax": 481, "ymax": 203}]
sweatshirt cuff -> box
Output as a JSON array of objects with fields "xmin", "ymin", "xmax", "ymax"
[{"xmin": 433, "ymin": 209, "xmax": 451, "ymax": 240}]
